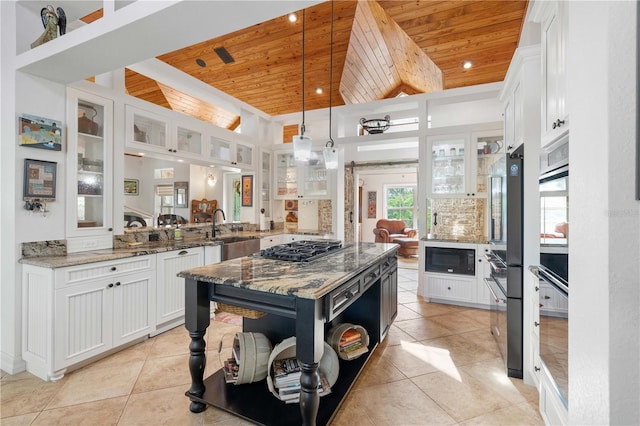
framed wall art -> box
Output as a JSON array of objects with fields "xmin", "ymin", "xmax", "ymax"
[
  {"xmin": 23, "ymin": 159, "xmax": 57, "ymax": 200},
  {"xmin": 367, "ymin": 191, "xmax": 377, "ymax": 219},
  {"xmin": 18, "ymin": 114, "xmax": 63, "ymax": 151},
  {"xmin": 174, "ymin": 181, "xmax": 189, "ymax": 208},
  {"xmin": 242, "ymin": 175, "xmax": 253, "ymax": 207},
  {"xmin": 124, "ymin": 179, "xmax": 139, "ymax": 195}
]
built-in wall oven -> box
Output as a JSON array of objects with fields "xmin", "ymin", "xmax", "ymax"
[
  {"xmin": 537, "ymin": 136, "xmax": 569, "ymax": 407},
  {"xmin": 425, "ymin": 246, "xmax": 475, "ymax": 276}
]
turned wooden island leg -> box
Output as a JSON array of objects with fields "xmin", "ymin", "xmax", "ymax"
[
  {"xmin": 184, "ymin": 278, "xmax": 211, "ymax": 413},
  {"xmin": 296, "ymin": 298, "xmax": 324, "ymax": 426}
]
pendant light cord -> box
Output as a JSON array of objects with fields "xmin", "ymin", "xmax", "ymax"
[
  {"xmin": 301, "ymin": 9, "xmax": 306, "ymax": 136},
  {"xmin": 328, "ymin": 0, "xmax": 334, "ymax": 146}
]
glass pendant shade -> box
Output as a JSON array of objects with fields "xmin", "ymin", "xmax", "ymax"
[
  {"xmin": 323, "ymin": 143, "xmax": 338, "ymax": 169},
  {"xmin": 293, "ymin": 135, "xmax": 312, "ymax": 162}
]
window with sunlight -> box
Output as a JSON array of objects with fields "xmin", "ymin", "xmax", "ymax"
[{"xmin": 384, "ymin": 185, "xmax": 417, "ymax": 228}]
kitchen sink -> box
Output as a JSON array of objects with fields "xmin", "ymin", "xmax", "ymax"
[{"xmin": 217, "ymin": 237, "xmax": 261, "ymax": 261}]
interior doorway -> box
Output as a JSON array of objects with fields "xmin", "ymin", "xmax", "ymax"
[{"xmin": 352, "ymin": 165, "xmax": 419, "ymax": 244}]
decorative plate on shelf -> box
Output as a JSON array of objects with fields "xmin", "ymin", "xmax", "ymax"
[{"xmin": 285, "ymin": 200, "xmax": 298, "ymax": 211}]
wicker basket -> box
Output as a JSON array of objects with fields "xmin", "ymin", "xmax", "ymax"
[{"xmin": 215, "ymin": 302, "xmax": 266, "ymax": 319}]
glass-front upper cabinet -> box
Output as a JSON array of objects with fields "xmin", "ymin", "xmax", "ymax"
[
  {"xmin": 302, "ymin": 151, "xmax": 328, "ymax": 198},
  {"xmin": 66, "ymin": 88, "xmax": 113, "ymax": 240},
  {"xmin": 428, "ymin": 133, "xmax": 469, "ymax": 196},
  {"xmin": 125, "ymin": 105, "xmax": 170, "ymax": 155},
  {"xmin": 275, "ymin": 150, "xmax": 330, "ymax": 199},
  {"xmin": 261, "ymin": 151, "xmax": 271, "ymax": 218},
  {"xmin": 176, "ymin": 126, "xmax": 202, "ymax": 157},
  {"xmin": 473, "ymin": 131, "xmax": 505, "ymax": 197},
  {"xmin": 275, "ymin": 152, "xmax": 297, "ymax": 199},
  {"xmin": 207, "ymin": 136, "xmax": 254, "ymax": 169}
]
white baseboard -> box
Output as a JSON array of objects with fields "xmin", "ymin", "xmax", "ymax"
[{"xmin": 1, "ymin": 351, "xmax": 26, "ymax": 375}]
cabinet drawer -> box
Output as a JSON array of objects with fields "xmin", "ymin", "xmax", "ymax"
[
  {"xmin": 327, "ymin": 278, "xmax": 360, "ymax": 321},
  {"xmin": 427, "ymin": 275, "xmax": 475, "ymax": 302},
  {"xmin": 380, "ymin": 255, "xmax": 397, "ymax": 276},
  {"xmin": 361, "ymin": 265, "xmax": 380, "ymax": 291},
  {"xmin": 57, "ymin": 256, "xmax": 154, "ymax": 288}
]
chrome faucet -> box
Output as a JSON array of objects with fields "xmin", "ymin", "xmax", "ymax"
[{"xmin": 212, "ymin": 209, "xmax": 226, "ymax": 238}]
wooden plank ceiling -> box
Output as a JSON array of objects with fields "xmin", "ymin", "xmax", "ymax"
[{"xmin": 90, "ymin": 1, "xmax": 528, "ymax": 129}]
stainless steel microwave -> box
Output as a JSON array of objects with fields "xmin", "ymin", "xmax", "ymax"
[{"xmin": 425, "ymin": 246, "xmax": 476, "ymax": 276}]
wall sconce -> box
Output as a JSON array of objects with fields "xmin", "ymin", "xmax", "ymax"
[{"xmin": 207, "ymin": 174, "xmax": 217, "ymax": 186}]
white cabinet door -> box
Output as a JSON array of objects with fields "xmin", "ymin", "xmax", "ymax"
[
  {"xmin": 175, "ymin": 125, "xmax": 204, "ymax": 159},
  {"xmin": 427, "ymin": 133, "xmax": 470, "ymax": 197},
  {"xmin": 156, "ymin": 248, "xmax": 204, "ymax": 325},
  {"xmin": 55, "ymin": 279, "xmax": 113, "ymax": 369},
  {"xmin": 538, "ymin": 1, "xmax": 568, "ymax": 147},
  {"xmin": 112, "ymin": 270, "xmax": 155, "ymax": 347},
  {"xmin": 66, "ymin": 88, "xmax": 114, "ymax": 245}
]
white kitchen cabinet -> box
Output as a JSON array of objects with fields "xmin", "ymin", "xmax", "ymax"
[
  {"xmin": 261, "ymin": 150, "xmax": 272, "ymax": 218},
  {"xmin": 155, "ymin": 247, "xmax": 204, "ymax": 331},
  {"xmin": 425, "ymin": 275, "xmax": 476, "ymax": 304},
  {"xmin": 282, "ymin": 234, "xmax": 328, "ymax": 243},
  {"xmin": 420, "ymin": 242, "xmax": 492, "ymax": 309},
  {"xmin": 125, "ymin": 105, "xmax": 207, "ymax": 160},
  {"xmin": 275, "ymin": 151, "xmax": 331, "ymax": 200},
  {"xmin": 426, "ymin": 131, "xmax": 503, "ymax": 199},
  {"xmin": 207, "ymin": 135, "xmax": 254, "ymax": 169},
  {"xmin": 500, "ymin": 45, "xmax": 541, "ymax": 151},
  {"xmin": 22, "ymin": 255, "xmax": 156, "ymax": 381},
  {"xmin": 260, "ymin": 234, "xmax": 284, "ymax": 249},
  {"xmin": 531, "ymin": 1, "xmax": 569, "ymax": 147},
  {"xmin": 66, "ymin": 88, "xmax": 114, "ymax": 251},
  {"xmin": 125, "ymin": 105, "xmax": 171, "ymax": 155}
]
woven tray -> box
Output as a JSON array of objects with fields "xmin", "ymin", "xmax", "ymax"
[{"xmin": 215, "ymin": 302, "xmax": 266, "ymax": 319}]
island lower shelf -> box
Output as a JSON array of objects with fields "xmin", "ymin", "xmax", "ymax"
[{"xmin": 187, "ymin": 341, "xmax": 377, "ymax": 426}]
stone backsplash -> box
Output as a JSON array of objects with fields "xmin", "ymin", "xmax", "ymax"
[{"xmin": 429, "ymin": 198, "xmax": 487, "ymax": 241}]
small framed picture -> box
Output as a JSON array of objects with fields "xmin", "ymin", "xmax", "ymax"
[
  {"xmin": 23, "ymin": 159, "xmax": 57, "ymax": 200},
  {"xmin": 367, "ymin": 191, "xmax": 377, "ymax": 219},
  {"xmin": 242, "ymin": 175, "xmax": 253, "ymax": 207},
  {"xmin": 18, "ymin": 114, "xmax": 63, "ymax": 151},
  {"xmin": 124, "ymin": 179, "xmax": 139, "ymax": 195}
]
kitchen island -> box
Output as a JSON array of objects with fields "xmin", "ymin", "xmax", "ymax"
[{"xmin": 178, "ymin": 242, "xmax": 398, "ymax": 426}]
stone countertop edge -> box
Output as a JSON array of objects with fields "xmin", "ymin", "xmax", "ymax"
[
  {"xmin": 177, "ymin": 242, "xmax": 399, "ymax": 300},
  {"xmin": 421, "ymin": 237, "xmax": 489, "ymax": 245},
  {"xmin": 18, "ymin": 230, "xmax": 326, "ymax": 269},
  {"xmin": 18, "ymin": 239, "xmax": 224, "ymax": 269}
]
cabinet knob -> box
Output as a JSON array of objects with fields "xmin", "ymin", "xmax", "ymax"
[
  {"xmin": 107, "ymin": 283, "xmax": 114, "ymax": 288},
  {"xmin": 534, "ymin": 321, "xmax": 540, "ymax": 327},
  {"xmin": 535, "ymin": 286, "xmax": 539, "ymax": 292},
  {"xmin": 115, "ymin": 282, "xmax": 121, "ymax": 286},
  {"xmin": 447, "ymin": 286, "xmax": 451, "ymax": 290},
  {"xmin": 110, "ymin": 266, "xmax": 117, "ymax": 272},
  {"xmin": 534, "ymin": 366, "xmax": 541, "ymax": 372},
  {"xmin": 544, "ymin": 295, "xmax": 551, "ymax": 300}
]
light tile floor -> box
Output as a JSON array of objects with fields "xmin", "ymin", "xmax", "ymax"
[{"xmin": 1, "ymin": 261, "xmax": 542, "ymax": 425}]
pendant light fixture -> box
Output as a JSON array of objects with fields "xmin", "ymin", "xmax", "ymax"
[
  {"xmin": 323, "ymin": 0, "xmax": 338, "ymax": 170},
  {"xmin": 293, "ymin": 8, "xmax": 312, "ymax": 162}
]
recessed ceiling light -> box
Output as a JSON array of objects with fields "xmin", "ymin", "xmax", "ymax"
[
  {"xmin": 288, "ymin": 13, "xmax": 297, "ymax": 22},
  {"xmin": 196, "ymin": 58, "xmax": 206, "ymax": 67},
  {"xmin": 138, "ymin": 152, "xmax": 145, "ymax": 156},
  {"xmin": 462, "ymin": 60, "xmax": 473, "ymax": 69},
  {"xmin": 316, "ymin": 87, "xmax": 323, "ymax": 94}
]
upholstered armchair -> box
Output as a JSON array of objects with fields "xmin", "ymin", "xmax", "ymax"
[{"xmin": 373, "ymin": 219, "xmax": 417, "ymax": 243}]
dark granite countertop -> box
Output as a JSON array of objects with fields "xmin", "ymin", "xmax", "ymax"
[{"xmin": 178, "ymin": 242, "xmax": 398, "ymax": 300}]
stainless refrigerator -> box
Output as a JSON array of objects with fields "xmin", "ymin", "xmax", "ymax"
[{"xmin": 487, "ymin": 143, "xmax": 524, "ymax": 379}]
